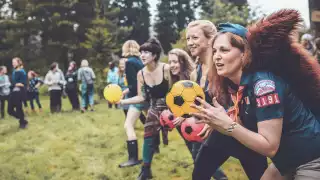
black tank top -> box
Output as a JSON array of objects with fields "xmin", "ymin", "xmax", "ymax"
[
  {"xmin": 142, "ymin": 64, "xmax": 169, "ymax": 100},
  {"xmin": 196, "ymin": 64, "xmax": 212, "ymax": 104},
  {"xmin": 196, "ymin": 64, "xmax": 209, "ymax": 89}
]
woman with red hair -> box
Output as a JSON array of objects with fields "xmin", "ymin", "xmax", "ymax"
[
  {"xmin": 188, "ymin": 20, "xmax": 267, "ymax": 180},
  {"xmin": 192, "ymin": 10, "xmax": 320, "ymax": 179}
]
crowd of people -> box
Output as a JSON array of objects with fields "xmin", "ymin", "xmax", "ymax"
[
  {"xmin": 0, "ymin": 58, "xmax": 96, "ymax": 128},
  {"xmin": 2, "ymin": 8, "xmax": 320, "ymax": 180},
  {"xmin": 110, "ymin": 9, "xmax": 320, "ymax": 180}
]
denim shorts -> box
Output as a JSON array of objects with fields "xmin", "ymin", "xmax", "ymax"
[{"xmin": 130, "ymin": 102, "xmax": 149, "ymax": 111}]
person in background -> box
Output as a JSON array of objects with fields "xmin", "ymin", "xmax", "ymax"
[
  {"xmin": 65, "ymin": 61, "xmax": 80, "ymax": 111},
  {"xmin": 44, "ymin": 62, "xmax": 66, "ymax": 113},
  {"xmin": 0, "ymin": 66, "xmax": 11, "ymax": 119},
  {"xmin": 313, "ymin": 37, "xmax": 320, "ymax": 64},
  {"xmin": 78, "ymin": 59, "xmax": 95, "ymax": 113},
  {"xmin": 300, "ymin": 33, "xmax": 315, "ymax": 55},
  {"xmin": 106, "ymin": 61, "xmax": 119, "ymax": 109},
  {"xmin": 27, "ymin": 71, "xmax": 43, "ymax": 113},
  {"xmin": 118, "ymin": 58, "xmax": 130, "ymax": 114},
  {"xmin": 8, "ymin": 57, "xmax": 28, "ymax": 129}
]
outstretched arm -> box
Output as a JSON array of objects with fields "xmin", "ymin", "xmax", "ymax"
[{"xmin": 120, "ymin": 70, "xmax": 146, "ymax": 105}]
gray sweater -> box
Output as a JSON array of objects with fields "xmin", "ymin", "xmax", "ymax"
[
  {"xmin": 44, "ymin": 69, "xmax": 66, "ymax": 91},
  {"xmin": 77, "ymin": 67, "xmax": 96, "ymax": 84}
]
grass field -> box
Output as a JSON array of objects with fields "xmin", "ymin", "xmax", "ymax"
[{"xmin": 0, "ymin": 96, "xmax": 249, "ymax": 180}]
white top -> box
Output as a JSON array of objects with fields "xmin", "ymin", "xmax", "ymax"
[{"xmin": 44, "ymin": 69, "xmax": 66, "ymax": 91}]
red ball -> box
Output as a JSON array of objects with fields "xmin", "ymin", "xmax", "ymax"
[
  {"xmin": 181, "ymin": 117, "xmax": 205, "ymax": 142},
  {"xmin": 160, "ymin": 109, "xmax": 176, "ymax": 130}
]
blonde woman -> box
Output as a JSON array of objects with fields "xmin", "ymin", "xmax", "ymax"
[
  {"xmin": 8, "ymin": 57, "xmax": 28, "ymax": 128},
  {"xmin": 183, "ymin": 20, "xmax": 227, "ymax": 179},
  {"xmin": 77, "ymin": 59, "xmax": 95, "ymax": 112},
  {"xmin": 118, "ymin": 40, "xmax": 148, "ymax": 168}
]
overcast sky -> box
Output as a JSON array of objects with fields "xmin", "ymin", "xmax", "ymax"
[{"xmin": 148, "ymin": 0, "xmax": 310, "ymax": 27}]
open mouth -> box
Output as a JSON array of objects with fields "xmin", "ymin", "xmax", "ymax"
[
  {"xmin": 215, "ymin": 63, "xmax": 224, "ymax": 68},
  {"xmin": 189, "ymin": 47, "xmax": 197, "ymax": 51}
]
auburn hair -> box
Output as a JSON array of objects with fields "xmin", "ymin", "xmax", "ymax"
[{"xmin": 207, "ymin": 32, "xmax": 251, "ymax": 105}]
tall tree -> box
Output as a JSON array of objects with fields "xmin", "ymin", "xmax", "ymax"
[
  {"xmin": 5, "ymin": 0, "xmax": 81, "ymax": 71},
  {"xmin": 201, "ymin": 0, "xmax": 252, "ymax": 26},
  {"xmin": 0, "ymin": 0, "xmax": 127, "ymax": 76},
  {"xmin": 154, "ymin": 0, "xmax": 178, "ymax": 53},
  {"xmin": 154, "ymin": 0, "xmax": 198, "ymax": 53},
  {"xmin": 173, "ymin": 0, "xmax": 257, "ymax": 51},
  {"xmin": 112, "ymin": 0, "xmax": 150, "ymax": 44},
  {"xmin": 175, "ymin": 0, "xmax": 196, "ymax": 32},
  {"xmin": 200, "ymin": 0, "xmax": 248, "ymax": 17},
  {"xmin": 222, "ymin": 0, "xmax": 247, "ymax": 6},
  {"xmin": 81, "ymin": 0, "xmax": 129, "ymax": 99}
]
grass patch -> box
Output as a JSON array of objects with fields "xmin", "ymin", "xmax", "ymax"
[{"xmin": 0, "ymin": 97, "xmax": 249, "ymax": 180}]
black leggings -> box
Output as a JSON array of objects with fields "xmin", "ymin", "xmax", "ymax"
[
  {"xmin": 193, "ymin": 132, "xmax": 268, "ymax": 180},
  {"xmin": 0, "ymin": 95, "xmax": 9, "ymax": 118},
  {"xmin": 8, "ymin": 88, "xmax": 27, "ymax": 125},
  {"xmin": 109, "ymin": 103, "xmax": 119, "ymax": 109},
  {"xmin": 66, "ymin": 88, "xmax": 80, "ymax": 110},
  {"xmin": 28, "ymin": 92, "xmax": 42, "ymax": 110},
  {"xmin": 176, "ymin": 125, "xmax": 197, "ymax": 159},
  {"xmin": 50, "ymin": 90, "xmax": 62, "ymax": 113},
  {"xmin": 176, "ymin": 126, "xmax": 227, "ymax": 179}
]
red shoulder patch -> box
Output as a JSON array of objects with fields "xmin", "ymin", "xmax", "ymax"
[{"xmin": 256, "ymin": 93, "xmax": 280, "ymax": 108}]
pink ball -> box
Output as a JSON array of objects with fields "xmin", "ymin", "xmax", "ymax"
[
  {"xmin": 160, "ymin": 109, "xmax": 176, "ymax": 130},
  {"xmin": 181, "ymin": 117, "xmax": 205, "ymax": 142}
]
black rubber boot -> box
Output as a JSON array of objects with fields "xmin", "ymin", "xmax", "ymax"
[
  {"xmin": 161, "ymin": 128, "xmax": 169, "ymax": 145},
  {"xmin": 153, "ymin": 134, "xmax": 160, "ymax": 154},
  {"xmin": 119, "ymin": 140, "xmax": 142, "ymax": 168},
  {"xmin": 137, "ymin": 165, "xmax": 153, "ymax": 180},
  {"xmin": 19, "ymin": 119, "xmax": 28, "ymax": 129}
]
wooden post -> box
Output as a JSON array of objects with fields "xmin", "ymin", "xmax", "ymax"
[{"xmin": 310, "ymin": 0, "xmax": 320, "ymax": 37}]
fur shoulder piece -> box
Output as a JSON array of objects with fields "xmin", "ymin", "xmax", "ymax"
[
  {"xmin": 247, "ymin": 9, "xmax": 320, "ymax": 115},
  {"xmin": 247, "ymin": 9, "xmax": 302, "ymax": 71}
]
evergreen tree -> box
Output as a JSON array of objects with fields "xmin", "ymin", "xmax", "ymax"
[
  {"xmin": 200, "ymin": 0, "xmax": 248, "ymax": 18},
  {"xmin": 81, "ymin": 0, "xmax": 130, "ymax": 99},
  {"xmin": 175, "ymin": 0, "xmax": 196, "ymax": 32},
  {"xmin": 112, "ymin": 0, "xmax": 150, "ymax": 44},
  {"xmin": 201, "ymin": 0, "xmax": 252, "ymax": 26},
  {"xmin": 154, "ymin": 0, "xmax": 178, "ymax": 53}
]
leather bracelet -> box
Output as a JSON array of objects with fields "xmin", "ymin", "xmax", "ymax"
[{"xmin": 227, "ymin": 122, "xmax": 238, "ymax": 133}]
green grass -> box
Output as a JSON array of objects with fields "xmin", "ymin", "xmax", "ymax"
[{"xmin": 0, "ymin": 97, "xmax": 248, "ymax": 180}]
